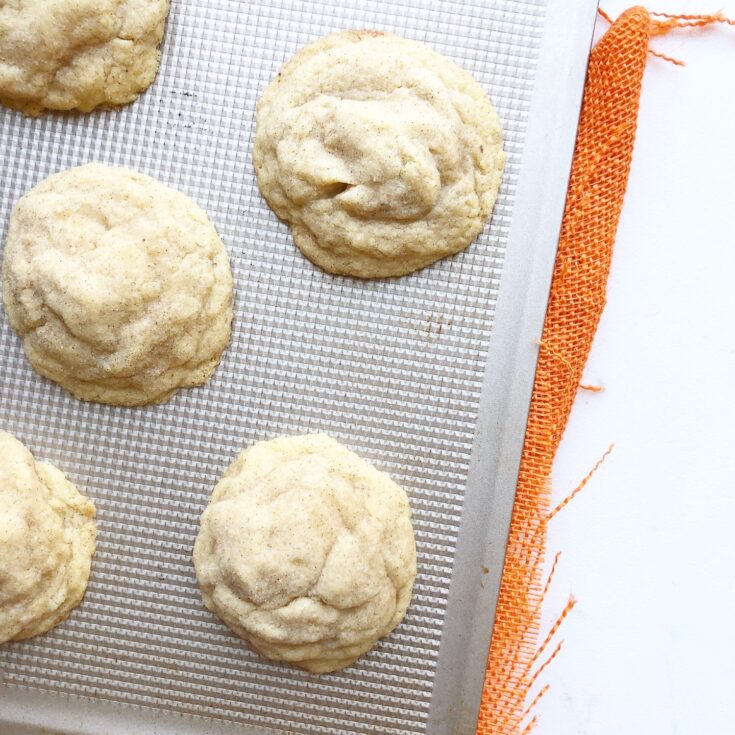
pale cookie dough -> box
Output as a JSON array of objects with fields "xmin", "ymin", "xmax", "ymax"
[
  {"xmin": 0, "ymin": 0, "xmax": 170, "ymax": 116},
  {"xmin": 193, "ymin": 434, "xmax": 417, "ymax": 673},
  {"xmin": 0, "ymin": 432, "xmax": 96, "ymax": 643},
  {"xmin": 2, "ymin": 163, "xmax": 233, "ymax": 406},
  {"xmin": 253, "ymin": 30, "xmax": 505, "ymax": 278}
]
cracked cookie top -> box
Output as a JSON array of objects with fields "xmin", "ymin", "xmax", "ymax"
[
  {"xmin": 0, "ymin": 0, "xmax": 170, "ymax": 115},
  {"xmin": 253, "ymin": 30, "xmax": 505, "ymax": 278},
  {"xmin": 0, "ymin": 431, "xmax": 96, "ymax": 644},
  {"xmin": 193, "ymin": 434, "xmax": 417, "ymax": 673},
  {"xmin": 1, "ymin": 163, "xmax": 233, "ymax": 406}
]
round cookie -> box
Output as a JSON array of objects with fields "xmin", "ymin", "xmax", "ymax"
[
  {"xmin": 0, "ymin": 0, "xmax": 170, "ymax": 116},
  {"xmin": 253, "ymin": 30, "xmax": 505, "ymax": 278},
  {"xmin": 1, "ymin": 163, "xmax": 233, "ymax": 406},
  {"xmin": 193, "ymin": 434, "xmax": 417, "ymax": 673},
  {"xmin": 0, "ymin": 432, "xmax": 96, "ymax": 643}
]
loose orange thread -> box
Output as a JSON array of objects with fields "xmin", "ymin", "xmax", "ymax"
[
  {"xmin": 520, "ymin": 685, "xmax": 551, "ymax": 726},
  {"xmin": 648, "ymin": 48, "xmax": 686, "ymax": 65},
  {"xmin": 528, "ymin": 597, "xmax": 577, "ymax": 673},
  {"xmin": 541, "ymin": 552, "xmax": 561, "ymax": 602},
  {"xmin": 649, "ymin": 11, "xmax": 735, "ymax": 34},
  {"xmin": 536, "ymin": 340, "xmax": 604, "ymax": 393},
  {"xmin": 526, "ymin": 550, "xmax": 561, "ymax": 642},
  {"xmin": 534, "ymin": 338, "xmax": 572, "ymax": 373},
  {"xmin": 647, "ymin": 11, "xmax": 734, "ymax": 64},
  {"xmin": 548, "ymin": 444, "xmax": 615, "ymax": 522}
]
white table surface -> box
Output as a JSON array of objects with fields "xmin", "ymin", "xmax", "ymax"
[{"xmin": 536, "ymin": 3, "xmax": 735, "ymax": 734}]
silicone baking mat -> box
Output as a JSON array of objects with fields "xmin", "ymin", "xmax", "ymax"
[{"xmin": 0, "ymin": 1, "xmax": 596, "ymax": 734}]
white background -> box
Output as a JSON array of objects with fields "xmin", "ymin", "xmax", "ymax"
[{"xmin": 536, "ymin": 3, "xmax": 735, "ymax": 734}]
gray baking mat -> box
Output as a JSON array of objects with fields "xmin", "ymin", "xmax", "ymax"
[{"xmin": 0, "ymin": 1, "xmax": 546, "ymax": 733}]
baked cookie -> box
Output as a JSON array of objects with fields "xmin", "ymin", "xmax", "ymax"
[
  {"xmin": 253, "ymin": 30, "xmax": 505, "ymax": 278},
  {"xmin": 0, "ymin": 432, "xmax": 96, "ymax": 644},
  {"xmin": 0, "ymin": 0, "xmax": 170, "ymax": 116},
  {"xmin": 193, "ymin": 434, "xmax": 417, "ymax": 673},
  {"xmin": 2, "ymin": 163, "xmax": 233, "ymax": 406}
]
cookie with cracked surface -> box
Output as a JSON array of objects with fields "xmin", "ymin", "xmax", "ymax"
[
  {"xmin": 253, "ymin": 30, "xmax": 505, "ymax": 278},
  {"xmin": 0, "ymin": 431, "xmax": 96, "ymax": 644},
  {"xmin": 193, "ymin": 434, "xmax": 417, "ymax": 673},
  {"xmin": 0, "ymin": 0, "xmax": 170, "ymax": 116},
  {"xmin": 1, "ymin": 163, "xmax": 233, "ymax": 406}
]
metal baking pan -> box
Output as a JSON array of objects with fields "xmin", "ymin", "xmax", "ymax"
[{"xmin": 0, "ymin": 1, "xmax": 597, "ymax": 733}]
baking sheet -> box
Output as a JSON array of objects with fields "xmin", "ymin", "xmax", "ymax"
[{"xmin": 0, "ymin": 1, "xmax": 597, "ymax": 733}]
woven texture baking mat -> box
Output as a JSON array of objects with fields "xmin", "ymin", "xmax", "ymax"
[{"xmin": 0, "ymin": 1, "xmax": 546, "ymax": 733}]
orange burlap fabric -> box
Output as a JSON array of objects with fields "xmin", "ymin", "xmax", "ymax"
[{"xmin": 476, "ymin": 7, "xmax": 733, "ymax": 734}]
